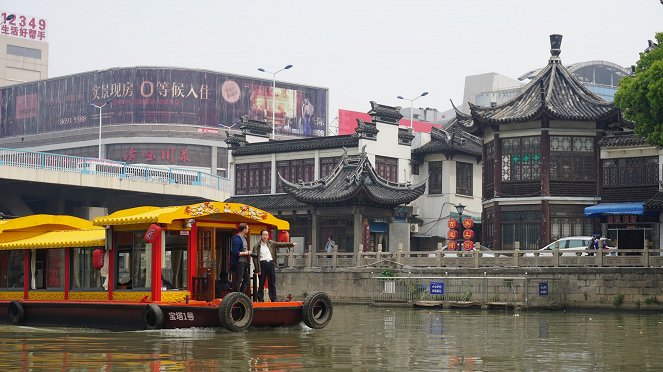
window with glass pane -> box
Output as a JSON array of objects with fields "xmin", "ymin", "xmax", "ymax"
[
  {"xmin": 235, "ymin": 162, "xmax": 271, "ymax": 195},
  {"xmin": 550, "ymin": 136, "xmax": 595, "ymax": 181},
  {"xmin": 163, "ymin": 231, "xmax": 188, "ymax": 290},
  {"xmin": 115, "ymin": 231, "xmax": 152, "ymax": 290},
  {"xmin": 320, "ymin": 157, "xmax": 341, "ymax": 178},
  {"xmin": 0, "ymin": 251, "xmax": 24, "ymax": 289},
  {"xmin": 70, "ymin": 248, "xmax": 103, "ymax": 289},
  {"xmin": 501, "ymin": 137, "xmax": 540, "ymax": 182},
  {"xmin": 484, "ymin": 142, "xmax": 494, "ymax": 185},
  {"xmin": 32, "ymin": 249, "xmax": 65, "ymax": 289},
  {"xmin": 602, "ymin": 156, "xmax": 658, "ymax": 187},
  {"xmin": 456, "ymin": 162, "xmax": 473, "ymax": 195},
  {"xmin": 375, "ymin": 156, "xmax": 398, "ymax": 182},
  {"xmin": 276, "ymin": 158, "xmax": 315, "ymax": 193},
  {"xmin": 428, "ymin": 161, "xmax": 442, "ymax": 194}
]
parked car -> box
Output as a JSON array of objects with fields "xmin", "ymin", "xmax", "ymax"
[{"xmin": 524, "ymin": 236, "xmax": 616, "ymax": 256}]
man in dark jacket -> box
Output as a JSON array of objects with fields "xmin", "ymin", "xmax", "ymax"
[
  {"xmin": 252, "ymin": 229, "xmax": 296, "ymax": 302},
  {"xmin": 231, "ymin": 223, "xmax": 252, "ymax": 293}
]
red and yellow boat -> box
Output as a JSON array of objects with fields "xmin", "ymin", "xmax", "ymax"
[{"xmin": 0, "ymin": 202, "xmax": 332, "ymax": 331}]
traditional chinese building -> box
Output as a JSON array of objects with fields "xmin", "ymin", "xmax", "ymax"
[
  {"xmin": 468, "ymin": 34, "xmax": 630, "ymax": 250},
  {"xmin": 410, "ymin": 108, "xmax": 483, "ymax": 250},
  {"xmin": 226, "ymin": 102, "xmax": 427, "ymax": 254},
  {"xmin": 585, "ymin": 132, "xmax": 662, "ymax": 249}
]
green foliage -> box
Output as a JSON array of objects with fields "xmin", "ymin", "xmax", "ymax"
[
  {"xmin": 380, "ymin": 268, "xmax": 395, "ymax": 277},
  {"xmin": 644, "ymin": 296, "xmax": 660, "ymax": 305},
  {"xmin": 613, "ymin": 294, "xmax": 625, "ymax": 308},
  {"xmin": 614, "ymin": 33, "xmax": 663, "ymax": 145}
]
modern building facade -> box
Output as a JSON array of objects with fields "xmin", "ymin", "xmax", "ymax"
[{"xmin": 0, "ymin": 11, "xmax": 49, "ymax": 87}]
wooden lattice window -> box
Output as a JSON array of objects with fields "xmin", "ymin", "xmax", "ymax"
[
  {"xmin": 375, "ymin": 156, "xmax": 398, "ymax": 182},
  {"xmin": 603, "ymin": 156, "xmax": 658, "ymax": 187},
  {"xmin": 501, "ymin": 136, "xmax": 541, "ymax": 182},
  {"xmin": 456, "ymin": 162, "xmax": 473, "ymax": 196},
  {"xmin": 428, "ymin": 161, "xmax": 442, "ymax": 194},
  {"xmin": 550, "ymin": 136, "xmax": 595, "ymax": 181},
  {"xmin": 276, "ymin": 158, "xmax": 315, "ymax": 193},
  {"xmin": 235, "ymin": 162, "xmax": 271, "ymax": 195}
]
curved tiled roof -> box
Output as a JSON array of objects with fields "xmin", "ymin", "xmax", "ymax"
[
  {"xmin": 599, "ymin": 133, "xmax": 648, "ymax": 148},
  {"xmin": 279, "ymin": 151, "xmax": 426, "ymax": 207},
  {"xmin": 470, "ymin": 36, "xmax": 619, "ymax": 125},
  {"xmin": 232, "ymin": 135, "xmax": 359, "ymax": 156},
  {"xmin": 413, "ymin": 110, "xmax": 483, "ymax": 157},
  {"xmin": 225, "ymin": 194, "xmax": 309, "ymax": 210}
]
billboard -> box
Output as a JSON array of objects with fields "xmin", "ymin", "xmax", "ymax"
[
  {"xmin": 338, "ymin": 109, "xmax": 442, "ymax": 135},
  {"xmin": 1, "ymin": 10, "xmax": 48, "ymax": 42},
  {"xmin": 0, "ymin": 67, "xmax": 328, "ymax": 138}
]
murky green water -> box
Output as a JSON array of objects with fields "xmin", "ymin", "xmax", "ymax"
[{"xmin": 1, "ymin": 305, "xmax": 662, "ymax": 371}]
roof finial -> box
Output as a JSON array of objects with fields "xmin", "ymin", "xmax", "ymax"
[{"xmin": 549, "ymin": 34, "xmax": 562, "ymax": 63}]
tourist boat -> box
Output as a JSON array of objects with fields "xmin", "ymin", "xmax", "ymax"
[{"xmin": 0, "ymin": 203, "xmax": 332, "ymax": 331}]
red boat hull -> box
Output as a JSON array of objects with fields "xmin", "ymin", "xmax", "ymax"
[{"xmin": 0, "ymin": 300, "xmax": 304, "ymax": 330}]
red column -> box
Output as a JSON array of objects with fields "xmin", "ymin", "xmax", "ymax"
[
  {"xmin": 151, "ymin": 231, "xmax": 162, "ymax": 302},
  {"xmin": 23, "ymin": 250, "xmax": 29, "ymax": 299},
  {"xmin": 188, "ymin": 223, "xmax": 197, "ymax": 292},
  {"xmin": 108, "ymin": 233, "xmax": 115, "ymax": 301},
  {"xmin": 64, "ymin": 248, "xmax": 70, "ymax": 300}
]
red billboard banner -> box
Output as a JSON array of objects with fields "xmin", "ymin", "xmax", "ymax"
[
  {"xmin": 338, "ymin": 109, "xmax": 442, "ymax": 135},
  {"xmin": 0, "ymin": 67, "xmax": 328, "ymax": 138}
]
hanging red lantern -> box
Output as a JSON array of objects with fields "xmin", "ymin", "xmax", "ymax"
[
  {"xmin": 447, "ymin": 229, "xmax": 459, "ymax": 240},
  {"xmin": 278, "ymin": 230, "xmax": 290, "ymax": 242},
  {"xmin": 144, "ymin": 224, "xmax": 162, "ymax": 243},
  {"xmin": 92, "ymin": 248, "xmax": 105, "ymax": 270},
  {"xmin": 448, "ymin": 218, "xmax": 459, "ymax": 229},
  {"xmin": 463, "ymin": 240, "xmax": 474, "ymax": 251},
  {"xmin": 448, "ymin": 240, "xmax": 459, "ymax": 251},
  {"xmin": 462, "ymin": 229, "xmax": 475, "ymax": 240}
]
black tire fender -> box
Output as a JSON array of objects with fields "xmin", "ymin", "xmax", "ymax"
[
  {"xmin": 143, "ymin": 304, "xmax": 164, "ymax": 330},
  {"xmin": 8, "ymin": 301, "xmax": 24, "ymax": 324},
  {"xmin": 218, "ymin": 292, "xmax": 253, "ymax": 332},
  {"xmin": 302, "ymin": 292, "xmax": 333, "ymax": 329}
]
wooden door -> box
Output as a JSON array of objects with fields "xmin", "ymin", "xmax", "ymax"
[{"xmin": 195, "ymin": 228, "xmax": 216, "ymax": 301}]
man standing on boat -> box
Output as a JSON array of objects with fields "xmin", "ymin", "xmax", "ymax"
[
  {"xmin": 231, "ymin": 223, "xmax": 252, "ymax": 293},
  {"xmin": 252, "ymin": 229, "xmax": 296, "ymax": 302}
]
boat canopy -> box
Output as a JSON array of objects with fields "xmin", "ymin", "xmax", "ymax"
[
  {"xmin": 94, "ymin": 202, "xmax": 290, "ymax": 230},
  {"xmin": 0, "ymin": 214, "xmax": 103, "ymax": 244},
  {"xmin": 0, "ymin": 229, "xmax": 105, "ymax": 250}
]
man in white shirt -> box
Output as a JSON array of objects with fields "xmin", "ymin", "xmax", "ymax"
[{"xmin": 252, "ymin": 229, "xmax": 296, "ymax": 302}]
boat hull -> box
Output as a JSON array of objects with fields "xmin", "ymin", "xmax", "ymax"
[{"xmin": 0, "ymin": 300, "xmax": 304, "ymax": 331}]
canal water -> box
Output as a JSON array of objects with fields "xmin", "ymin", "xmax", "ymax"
[{"xmin": 1, "ymin": 305, "xmax": 662, "ymax": 371}]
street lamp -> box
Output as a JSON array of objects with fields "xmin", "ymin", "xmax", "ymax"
[
  {"xmin": 397, "ymin": 92, "xmax": 428, "ymax": 128},
  {"xmin": 89, "ymin": 99, "xmax": 112, "ymax": 159},
  {"xmin": 257, "ymin": 64, "xmax": 293, "ymax": 139},
  {"xmin": 455, "ymin": 203, "xmax": 466, "ymax": 224}
]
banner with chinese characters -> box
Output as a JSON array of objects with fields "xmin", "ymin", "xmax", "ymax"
[
  {"xmin": 1, "ymin": 11, "xmax": 47, "ymax": 41},
  {"xmin": 0, "ymin": 67, "xmax": 328, "ymax": 138}
]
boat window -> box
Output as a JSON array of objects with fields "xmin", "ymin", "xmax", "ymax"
[
  {"xmin": 0, "ymin": 251, "xmax": 24, "ymax": 289},
  {"xmin": 70, "ymin": 248, "xmax": 104, "ymax": 290},
  {"xmin": 163, "ymin": 231, "xmax": 188, "ymax": 290},
  {"xmin": 32, "ymin": 249, "xmax": 65, "ymax": 289},
  {"xmin": 114, "ymin": 231, "xmax": 152, "ymax": 290}
]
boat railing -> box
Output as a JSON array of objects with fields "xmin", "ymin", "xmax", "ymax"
[{"xmin": 0, "ymin": 147, "xmax": 231, "ymax": 193}]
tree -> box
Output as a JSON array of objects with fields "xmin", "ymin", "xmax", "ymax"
[{"xmin": 614, "ymin": 33, "xmax": 663, "ymax": 145}]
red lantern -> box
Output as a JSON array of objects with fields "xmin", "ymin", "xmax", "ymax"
[
  {"xmin": 278, "ymin": 230, "xmax": 290, "ymax": 242},
  {"xmin": 447, "ymin": 229, "xmax": 459, "ymax": 240},
  {"xmin": 462, "ymin": 218, "xmax": 474, "ymax": 229},
  {"xmin": 448, "ymin": 240, "xmax": 458, "ymax": 251},
  {"xmin": 144, "ymin": 224, "xmax": 162, "ymax": 244},
  {"xmin": 92, "ymin": 248, "xmax": 105, "ymax": 270},
  {"xmin": 463, "ymin": 240, "xmax": 474, "ymax": 251},
  {"xmin": 448, "ymin": 218, "xmax": 458, "ymax": 229},
  {"xmin": 462, "ymin": 229, "xmax": 474, "ymax": 240}
]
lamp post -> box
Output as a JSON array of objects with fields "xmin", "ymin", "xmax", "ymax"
[
  {"xmin": 89, "ymin": 99, "xmax": 112, "ymax": 159},
  {"xmin": 455, "ymin": 203, "xmax": 466, "ymax": 224},
  {"xmin": 397, "ymin": 91, "xmax": 428, "ymax": 128},
  {"xmin": 257, "ymin": 64, "xmax": 293, "ymax": 139}
]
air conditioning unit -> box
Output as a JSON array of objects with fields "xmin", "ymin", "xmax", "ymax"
[
  {"xmin": 412, "ymin": 205, "xmax": 420, "ymax": 216},
  {"xmin": 410, "ymin": 223, "xmax": 420, "ymax": 233}
]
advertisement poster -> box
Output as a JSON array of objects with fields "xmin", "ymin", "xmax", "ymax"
[{"xmin": 0, "ymin": 67, "xmax": 328, "ymax": 139}]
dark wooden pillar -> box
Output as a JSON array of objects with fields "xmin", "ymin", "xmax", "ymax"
[
  {"xmin": 494, "ymin": 204, "xmax": 501, "ymax": 250},
  {"xmin": 540, "ymin": 116, "xmax": 551, "ymax": 246}
]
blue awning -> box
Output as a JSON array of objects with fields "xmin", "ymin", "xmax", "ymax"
[{"xmin": 584, "ymin": 203, "xmax": 645, "ymax": 217}]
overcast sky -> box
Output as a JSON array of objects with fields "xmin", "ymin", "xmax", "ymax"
[{"xmin": 2, "ymin": 0, "xmax": 662, "ymax": 122}]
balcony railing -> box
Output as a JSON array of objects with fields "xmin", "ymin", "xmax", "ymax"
[
  {"xmin": 276, "ymin": 247, "xmax": 663, "ymax": 269},
  {"xmin": 0, "ymin": 147, "xmax": 231, "ymax": 193}
]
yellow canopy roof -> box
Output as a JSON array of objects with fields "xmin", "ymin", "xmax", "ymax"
[
  {"xmin": 0, "ymin": 215, "xmax": 103, "ymax": 243},
  {"xmin": 0, "ymin": 229, "xmax": 105, "ymax": 250},
  {"xmin": 94, "ymin": 202, "xmax": 290, "ymax": 230}
]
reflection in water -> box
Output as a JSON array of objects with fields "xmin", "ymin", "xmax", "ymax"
[{"xmin": 1, "ymin": 306, "xmax": 663, "ymax": 370}]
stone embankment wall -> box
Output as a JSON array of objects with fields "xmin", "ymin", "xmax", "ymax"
[{"xmin": 276, "ymin": 267, "xmax": 663, "ymax": 310}]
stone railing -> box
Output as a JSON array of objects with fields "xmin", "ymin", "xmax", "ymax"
[{"xmin": 277, "ymin": 244, "xmax": 663, "ymax": 269}]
